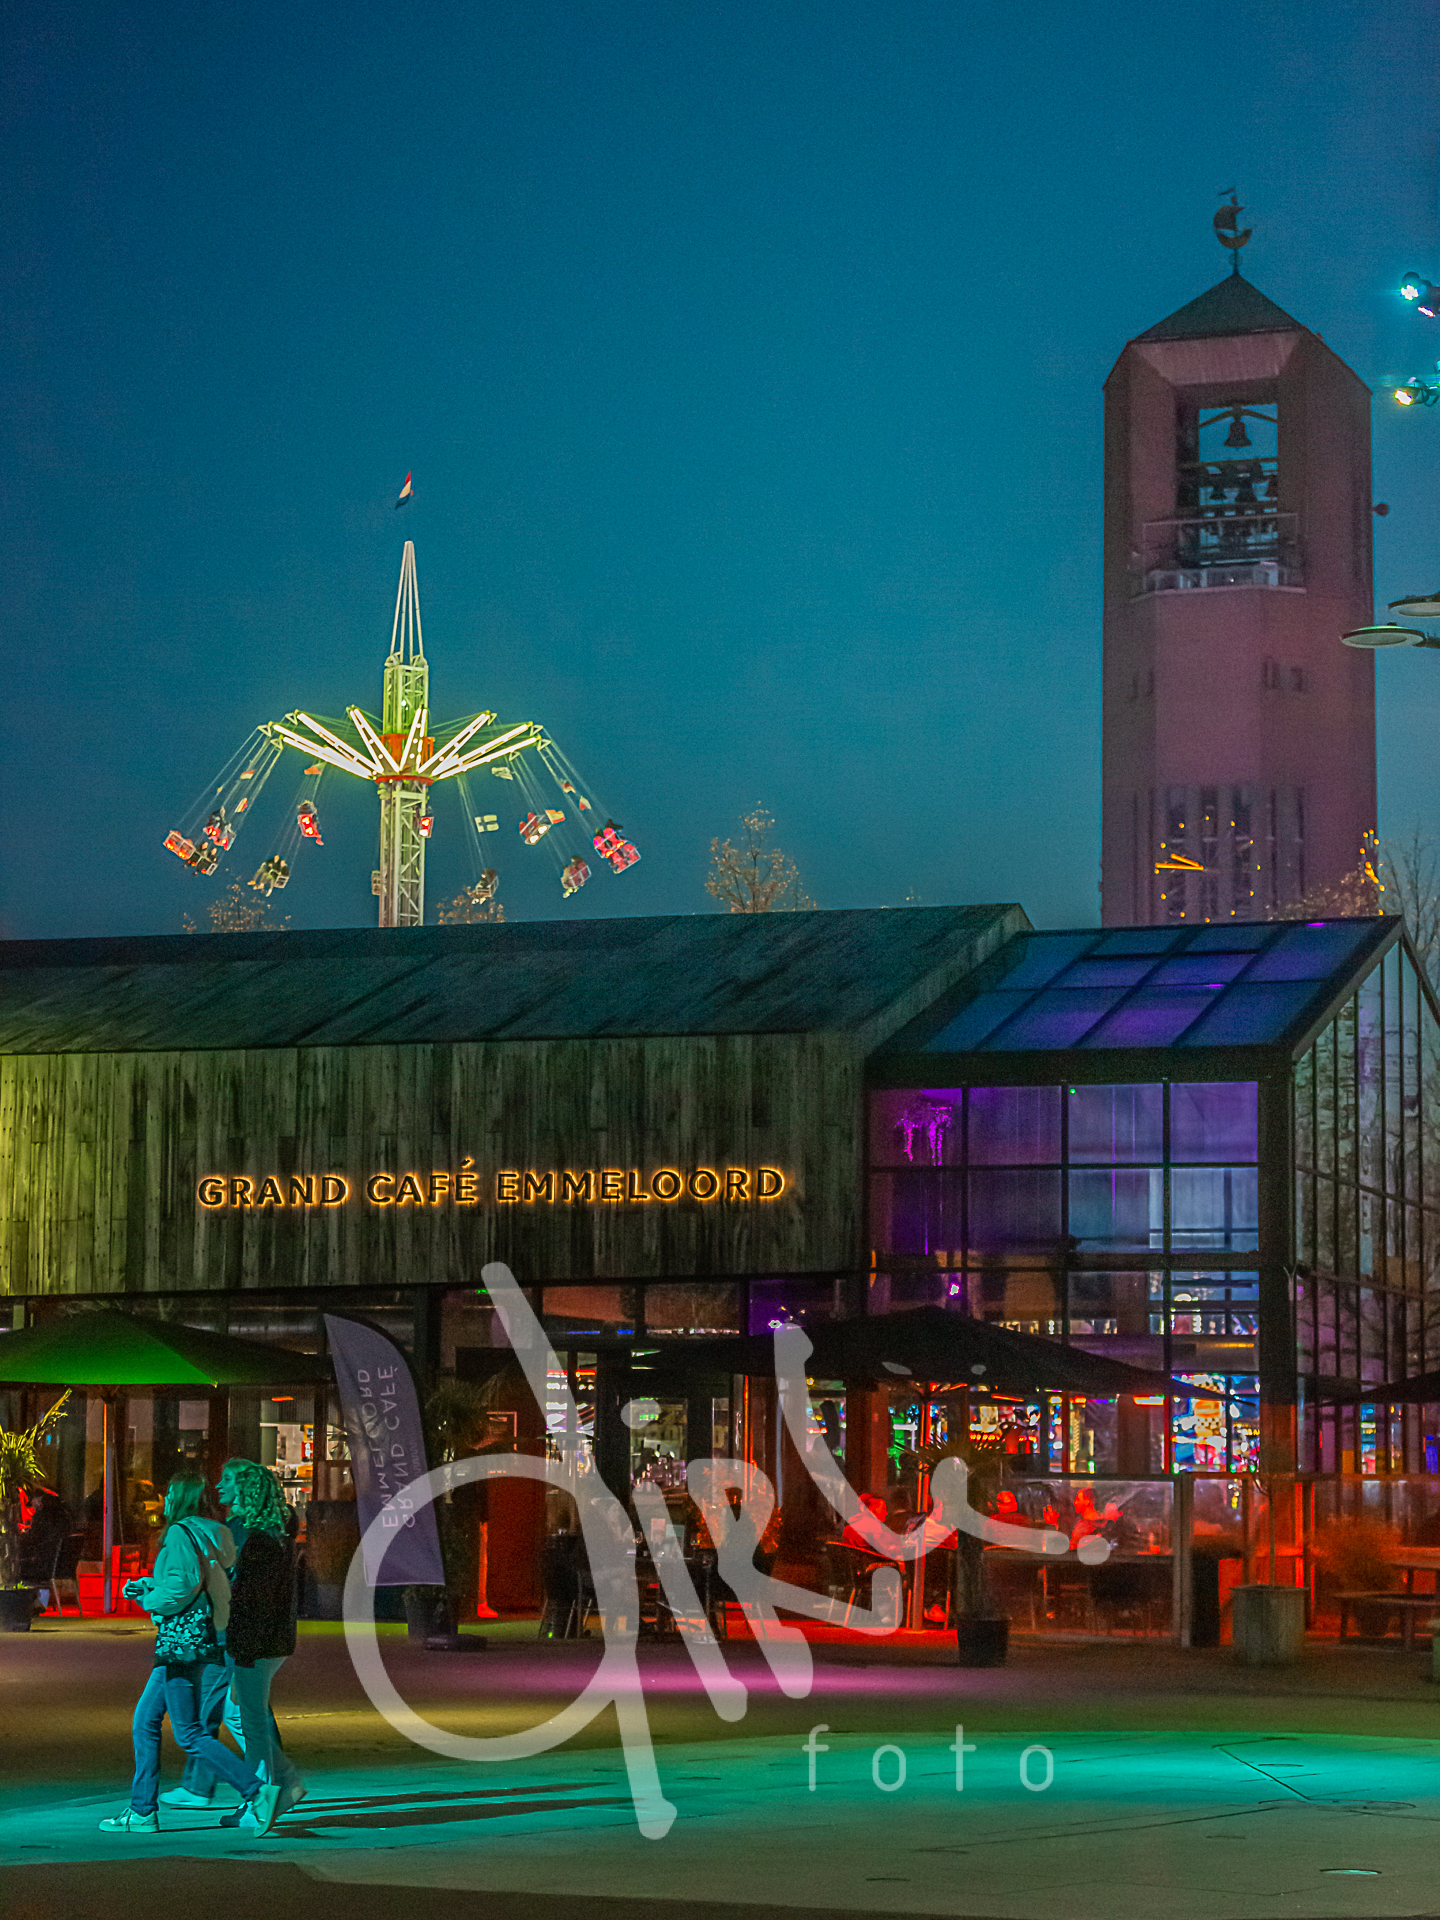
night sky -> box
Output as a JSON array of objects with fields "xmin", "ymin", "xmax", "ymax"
[{"xmin": 4, "ymin": 0, "xmax": 1439, "ymax": 941}]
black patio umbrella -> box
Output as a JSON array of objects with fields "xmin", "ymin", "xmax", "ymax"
[
  {"xmin": 799, "ymin": 1309, "xmax": 1199, "ymax": 1400},
  {"xmin": 649, "ymin": 1307, "xmax": 1196, "ymax": 1400},
  {"xmin": 0, "ymin": 1310, "xmax": 330, "ymax": 1610},
  {"xmin": 1320, "ymin": 1369, "xmax": 1440, "ymax": 1405}
]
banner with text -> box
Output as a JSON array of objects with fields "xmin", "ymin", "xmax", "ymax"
[{"xmin": 324, "ymin": 1314, "xmax": 444, "ymax": 1587}]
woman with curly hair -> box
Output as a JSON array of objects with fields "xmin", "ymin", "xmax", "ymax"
[
  {"xmin": 166, "ymin": 1457, "xmax": 304, "ymax": 1822},
  {"xmin": 100, "ymin": 1472, "xmax": 279, "ymax": 1837}
]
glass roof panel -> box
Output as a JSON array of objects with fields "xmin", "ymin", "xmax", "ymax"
[
  {"xmin": 1056, "ymin": 958, "xmax": 1157, "ymax": 988},
  {"xmin": 899, "ymin": 921, "xmax": 1390, "ymax": 1063},
  {"xmin": 926, "ymin": 991, "xmax": 1032, "ymax": 1051},
  {"xmin": 1246, "ymin": 921, "xmax": 1379, "ymax": 982},
  {"xmin": 1080, "ymin": 988, "xmax": 1220, "ymax": 1047},
  {"xmin": 1186, "ymin": 925, "xmax": 1275, "ymax": 951},
  {"xmin": 988, "ymin": 932, "xmax": 1097, "ymax": 991},
  {"xmin": 1175, "ymin": 980, "xmax": 1319, "ymax": 1045},
  {"xmin": 980, "ymin": 987, "xmax": 1127, "ymax": 1050},
  {"xmin": 1094, "ymin": 929, "xmax": 1182, "ymax": 956},
  {"xmin": 1149, "ymin": 952, "xmax": 1253, "ymax": 986}
]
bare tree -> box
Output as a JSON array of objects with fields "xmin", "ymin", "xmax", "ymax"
[
  {"xmin": 1381, "ymin": 827, "xmax": 1440, "ymax": 991},
  {"xmin": 182, "ymin": 883, "xmax": 289, "ymax": 934},
  {"xmin": 1267, "ymin": 828, "xmax": 1440, "ymax": 991},
  {"xmin": 437, "ymin": 875, "xmax": 505, "ymax": 924},
  {"xmin": 1268, "ymin": 831, "xmax": 1385, "ymax": 924},
  {"xmin": 705, "ymin": 807, "xmax": 815, "ymax": 913}
]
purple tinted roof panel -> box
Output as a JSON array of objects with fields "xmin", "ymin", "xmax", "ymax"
[
  {"xmin": 1177, "ymin": 980, "xmax": 1318, "ymax": 1045},
  {"xmin": 1246, "ymin": 922, "xmax": 1379, "ymax": 982},
  {"xmin": 1080, "ymin": 988, "xmax": 1220, "ymax": 1047},
  {"xmin": 982, "ymin": 987, "xmax": 1126, "ymax": 1050}
]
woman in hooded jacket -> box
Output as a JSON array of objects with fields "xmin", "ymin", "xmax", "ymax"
[{"xmin": 99, "ymin": 1471, "xmax": 280, "ymax": 1837}]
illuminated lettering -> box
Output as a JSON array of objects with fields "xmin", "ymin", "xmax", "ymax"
[{"xmin": 200, "ymin": 1162, "xmax": 791, "ymax": 1211}]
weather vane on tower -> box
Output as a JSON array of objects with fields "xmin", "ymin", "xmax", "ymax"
[{"xmin": 1214, "ymin": 190, "xmax": 1252, "ymax": 275}]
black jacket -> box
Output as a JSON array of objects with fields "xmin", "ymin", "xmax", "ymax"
[{"xmin": 225, "ymin": 1524, "xmax": 298, "ymax": 1666}]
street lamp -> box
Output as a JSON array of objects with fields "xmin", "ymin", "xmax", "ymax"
[
  {"xmin": 1394, "ymin": 376, "xmax": 1439, "ymax": 407},
  {"xmin": 1342, "ymin": 596, "xmax": 1440, "ymax": 649},
  {"xmin": 1401, "ymin": 273, "xmax": 1440, "ymax": 316}
]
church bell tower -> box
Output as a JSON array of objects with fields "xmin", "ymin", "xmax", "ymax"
[{"xmin": 1101, "ymin": 210, "xmax": 1376, "ymax": 924}]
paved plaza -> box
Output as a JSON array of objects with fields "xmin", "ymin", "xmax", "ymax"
[{"xmin": 3, "ymin": 1622, "xmax": 1440, "ymax": 1920}]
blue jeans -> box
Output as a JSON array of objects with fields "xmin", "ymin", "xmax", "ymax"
[
  {"xmin": 130, "ymin": 1663, "xmax": 262, "ymax": 1815},
  {"xmin": 182, "ymin": 1656, "xmax": 299, "ymax": 1796}
]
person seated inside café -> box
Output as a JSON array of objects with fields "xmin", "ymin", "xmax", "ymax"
[
  {"xmin": 843, "ymin": 1494, "xmax": 890, "ymax": 1551},
  {"xmin": 19, "ymin": 1489, "xmax": 74, "ymax": 1586}
]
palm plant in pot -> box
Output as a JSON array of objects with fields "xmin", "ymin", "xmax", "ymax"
[
  {"xmin": 0, "ymin": 1393, "xmax": 71, "ymax": 1631},
  {"xmin": 402, "ymin": 1377, "xmax": 500, "ymax": 1646}
]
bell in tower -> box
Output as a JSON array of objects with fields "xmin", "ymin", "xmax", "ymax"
[{"xmin": 1100, "ymin": 204, "xmax": 1376, "ymax": 925}]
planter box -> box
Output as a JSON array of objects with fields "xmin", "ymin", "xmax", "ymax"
[
  {"xmin": 955, "ymin": 1615, "xmax": 1009, "ymax": 1667},
  {"xmin": 0, "ymin": 1587, "xmax": 37, "ymax": 1632},
  {"xmin": 1232, "ymin": 1584, "xmax": 1305, "ymax": 1666}
]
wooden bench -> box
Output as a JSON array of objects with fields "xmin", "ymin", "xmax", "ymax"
[{"xmin": 1336, "ymin": 1592, "xmax": 1438, "ymax": 1651}]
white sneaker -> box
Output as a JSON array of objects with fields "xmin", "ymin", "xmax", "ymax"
[
  {"xmin": 99, "ymin": 1808, "xmax": 159, "ymax": 1834},
  {"xmin": 246, "ymin": 1785, "xmax": 281, "ymax": 1835},
  {"xmin": 160, "ymin": 1787, "xmax": 214, "ymax": 1808}
]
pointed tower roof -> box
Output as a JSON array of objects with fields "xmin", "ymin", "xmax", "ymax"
[{"xmin": 1136, "ymin": 273, "xmax": 1305, "ymax": 344}]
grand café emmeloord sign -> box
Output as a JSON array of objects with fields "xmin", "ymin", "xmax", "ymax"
[{"xmin": 196, "ymin": 1163, "xmax": 790, "ymax": 1211}]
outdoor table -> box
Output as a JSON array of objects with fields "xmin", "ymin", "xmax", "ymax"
[{"xmin": 1388, "ymin": 1550, "xmax": 1440, "ymax": 1596}]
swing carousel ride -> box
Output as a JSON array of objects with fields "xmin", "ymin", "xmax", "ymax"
[{"xmin": 163, "ymin": 541, "xmax": 639, "ymax": 926}]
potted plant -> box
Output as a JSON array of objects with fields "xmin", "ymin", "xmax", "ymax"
[
  {"xmin": 403, "ymin": 1377, "xmax": 499, "ymax": 1646},
  {"xmin": 1310, "ymin": 1514, "xmax": 1403, "ymax": 1638},
  {"xmin": 1231, "ymin": 1454, "xmax": 1306, "ymax": 1665},
  {"xmin": 0, "ymin": 1393, "xmax": 71, "ymax": 1632}
]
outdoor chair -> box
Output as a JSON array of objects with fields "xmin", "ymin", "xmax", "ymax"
[
  {"xmin": 537, "ymin": 1534, "xmax": 595, "ymax": 1641},
  {"xmin": 38, "ymin": 1533, "xmax": 83, "ymax": 1618},
  {"xmin": 824, "ymin": 1541, "xmax": 892, "ymax": 1628}
]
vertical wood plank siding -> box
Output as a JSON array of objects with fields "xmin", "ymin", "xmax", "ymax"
[{"xmin": 0, "ymin": 1033, "xmax": 861, "ymax": 1296}]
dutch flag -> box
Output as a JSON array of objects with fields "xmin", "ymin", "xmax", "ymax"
[{"xmin": 395, "ymin": 471, "xmax": 413, "ymax": 509}]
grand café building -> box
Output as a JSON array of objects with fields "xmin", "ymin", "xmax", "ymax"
[{"xmin": 3, "ymin": 904, "xmax": 1439, "ymax": 1576}]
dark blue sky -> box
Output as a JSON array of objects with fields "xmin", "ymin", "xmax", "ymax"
[{"xmin": 4, "ymin": 0, "xmax": 1439, "ymax": 939}]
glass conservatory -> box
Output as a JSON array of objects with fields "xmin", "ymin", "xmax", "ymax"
[{"xmin": 871, "ymin": 915, "xmax": 1440, "ymax": 1477}]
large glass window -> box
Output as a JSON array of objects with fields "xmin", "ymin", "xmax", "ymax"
[
  {"xmin": 869, "ymin": 1081, "xmax": 1262, "ymax": 1472},
  {"xmin": 1293, "ymin": 937, "xmax": 1440, "ymax": 1473}
]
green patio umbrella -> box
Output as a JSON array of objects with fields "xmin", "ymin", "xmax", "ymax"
[{"xmin": 0, "ymin": 1310, "xmax": 330, "ymax": 1611}]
